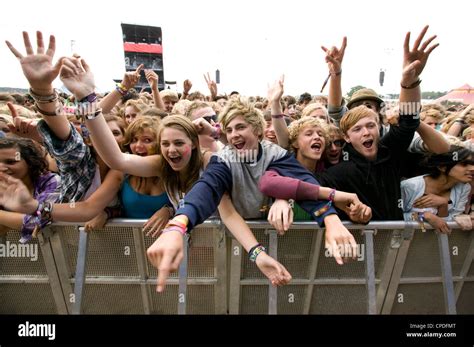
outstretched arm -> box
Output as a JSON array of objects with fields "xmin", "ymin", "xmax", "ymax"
[
  {"xmin": 145, "ymin": 69, "xmax": 166, "ymax": 110},
  {"xmin": 59, "ymin": 56, "xmax": 162, "ymax": 177}
]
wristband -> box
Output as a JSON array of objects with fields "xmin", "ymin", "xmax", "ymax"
[
  {"xmin": 29, "ymin": 88, "xmax": 59, "ymax": 104},
  {"xmin": 314, "ymin": 188, "xmax": 336, "ymax": 217},
  {"xmin": 161, "ymin": 225, "xmax": 187, "ymax": 235},
  {"xmin": 271, "ymin": 114, "xmax": 284, "ymax": 119},
  {"xmin": 249, "ymin": 244, "xmax": 266, "ymax": 262},
  {"xmin": 401, "ymin": 78, "xmax": 422, "ymax": 89}
]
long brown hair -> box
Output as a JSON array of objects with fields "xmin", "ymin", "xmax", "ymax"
[{"xmin": 157, "ymin": 115, "xmax": 203, "ymax": 206}]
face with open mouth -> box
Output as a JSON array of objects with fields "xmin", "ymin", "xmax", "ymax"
[
  {"xmin": 345, "ymin": 115, "xmax": 379, "ymax": 161},
  {"xmin": 130, "ymin": 129, "xmax": 157, "ymax": 157},
  {"xmin": 225, "ymin": 115, "xmax": 260, "ymax": 156},
  {"xmin": 264, "ymin": 120, "xmax": 277, "ymax": 144},
  {"xmin": 295, "ymin": 125, "xmax": 326, "ymax": 162},
  {"xmin": 160, "ymin": 127, "xmax": 195, "ymax": 172}
]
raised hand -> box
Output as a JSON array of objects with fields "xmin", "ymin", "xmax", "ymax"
[
  {"xmin": 0, "ymin": 173, "xmax": 38, "ymax": 214},
  {"xmin": 402, "ymin": 25, "xmax": 439, "ymax": 85},
  {"xmin": 60, "ymin": 57, "xmax": 95, "ymax": 100},
  {"xmin": 144, "ymin": 68, "xmax": 158, "ymax": 90},
  {"xmin": 123, "ymin": 64, "xmax": 144, "ymax": 90},
  {"xmin": 183, "ymin": 79, "xmax": 192, "ymax": 95},
  {"xmin": 255, "ymin": 252, "xmax": 292, "ymax": 286},
  {"xmin": 267, "ymin": 75, "xmax": 285, "ymax": 103},
  {"xmin": 321, "ymin": 37, "xmax": 347, "ymax": 75},
  {"xmin": 203, "ymin": 72, "xmax": 217, "ymax": 98},
  {"xmin": 6, "ymin": 31, "xmax": 63, "ymax": 93}
]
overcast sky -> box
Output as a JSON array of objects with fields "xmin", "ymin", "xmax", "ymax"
[{"xmin": 1, "ymin": 0, "xmax": 472, "ymax": 97}]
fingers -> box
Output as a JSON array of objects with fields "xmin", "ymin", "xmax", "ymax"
[
  {"xmin": 156, "ymin": 253, "xmax": 174, "ymax": 293},
  {"xmin": 135, "ymin": 64, "xmax": 144, "ymax": 74},
  {"xmin": 6, "ymin": 102, "xmax": 18, "ymax": 118},
  {"xmin": 45, "ymin": 35, "xmax": 56, "ymax": 57},
  {"xmin": 403, "ymin": 32, "xmax": 411, "ymax": 53},
  {"xmin": 425, "ymin": 43, "xmax": 439, "ymax": 55},
  {"xmin": 5, "ymin": 40, "xmax": 23, "ymax": 59},
  {"xmin": 419, "ymin": 34, "xmax": 437, "ymax": 51},
  {"xmin": 36, "ymin": 31, "xmax": 45, "ymax": 55},
  {"xmin": 340, "ymin": 36, "xmax": 347, "ymax": 54},
  {"xmin": 81, "ymin": 58, "xmax": 90, "ymax": 73},
  {"xmin": 413, "ymin": 25, "xmax": 429, "ymax": 51},
  {"xmin": 330, "ymin": 240, "xmax": 343, "ymax": 265},
  {"xmin": 321, "ymin": 45, "xmax": 328, "ymax": 53},
  {"xmin": 22, "ymin": 31, "xmax": 34, "ymax": 55}
]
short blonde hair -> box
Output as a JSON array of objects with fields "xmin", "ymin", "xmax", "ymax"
[
  {"xmin": 172, "ymin": 99, "xmax": 192, "ymax": 116},
  {"xmin": 302, "ymin": 102, "xmax": 328, "ymax": 118},
  {"xmin": 159, "ymin": 89, "xmax": 179, "ymax": 101},
  {"xmin": 340, "ymin": 105, "xmax": 379, "ymax": 134},
  {"xmin": 288, "ymin": 116, "xmax": 329, "ymax": 153},
  {"xmin": 218, "ymin": 97, "xmax": 265, "ymax": 140}
]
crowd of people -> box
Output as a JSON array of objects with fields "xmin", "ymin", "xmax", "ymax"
[{"xmin": 0, "ymin": 26, "xmax": 472, "ymax": 292}]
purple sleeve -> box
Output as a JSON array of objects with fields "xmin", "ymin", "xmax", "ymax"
[{"xmin": 259, "ymin": 170, "xmax": 320, "ymax": 201}]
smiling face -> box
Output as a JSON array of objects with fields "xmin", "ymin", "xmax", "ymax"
[
  {"xmin": 344, "ymin": 114, "xmax": 380, "ymax": 161},
  {"xmin": 264, "ymin": 120, "xmax": 277, "ymax": 144},
  {"xmin": 446, "ymin": 158, "xmax": 474, "ymax": 183},
  {"xmin": 160, "ymin": 127, "xmax": 195, "ymax": 172},
  {"xmin": 225, "ymin": 115, "xmax": 260, "ymax": 156},
  {"xmin": 129, "ymin": 128, "xmax": 157, "ymax": 156}
]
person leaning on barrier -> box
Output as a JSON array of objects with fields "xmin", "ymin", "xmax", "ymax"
[
  {"xmin": 148, "ymin": 97, "xmax": 360, "ymax": 291},
  {"xmin": 401, "ymin": 146, "xmax": 474, "ymax": 233}
]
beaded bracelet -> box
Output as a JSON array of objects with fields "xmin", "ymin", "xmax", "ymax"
[{"xmin": 29, "ymin": 88, "xmax": 59, "ymax": 104}]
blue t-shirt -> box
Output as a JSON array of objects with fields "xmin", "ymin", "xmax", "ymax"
[{"xmin": 120, "ymin": 177, "xmax": 170, "ymax": 218}]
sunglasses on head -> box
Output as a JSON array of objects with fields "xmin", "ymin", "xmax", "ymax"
[
  {"xmin": 328, "ymin": 139, "xmax": 345, "ymax": 148},
  {"xmin": 203, "ymin": 115, "xmax": 217, "ymax": 123}
]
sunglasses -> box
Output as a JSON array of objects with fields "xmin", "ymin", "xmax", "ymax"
[
  {"xmin": 328, "ymin": 139, "xmax": 345, "ymax": 148},
  {"xmin": 203, "ymin": 114, "xmax": 217, "ymax": 123}
]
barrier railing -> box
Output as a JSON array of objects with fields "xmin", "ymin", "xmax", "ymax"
[{"xmin": 0, "ymin": 220, "xmax": 472, "ymax": 314}]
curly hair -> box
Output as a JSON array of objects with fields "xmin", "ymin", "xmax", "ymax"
[{"xmin": 0, "ymin": 138, "xmax": 47, "ymax": 183}]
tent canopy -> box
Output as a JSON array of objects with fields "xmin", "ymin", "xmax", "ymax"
[{"xmin": 436, "ymin": 84, "xmax": 474, "ymax": 104}]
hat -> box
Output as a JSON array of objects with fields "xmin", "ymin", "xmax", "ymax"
[{"xmin": 347, "ymin": 88, "xmax": 384, "ymax": 109}]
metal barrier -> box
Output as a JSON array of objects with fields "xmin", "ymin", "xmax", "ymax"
[{"xmin": 0, "ymin": 220, "xmax": 472, "ymax": 314}]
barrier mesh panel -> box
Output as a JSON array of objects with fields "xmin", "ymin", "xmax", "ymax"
[
  {"xmin": 186, "ymin": 285, "xmax": 215, "ymax": 314},
  {"xmin": 277, "ymin": 285, "xmax": 306, "ymax": 314},
  {"xmin": 457, "ymin": 282, "xmax": 474, "ymax": 314},
  {"xmin": 309, "ymin": 285, "xmax": 368, "ymax": 314},
  {"xmin": 315, "ymin": 232, "xmax": 366, "ymax": 279},
  {"xmin": 240, "ymin": 285, "xmax": 269, "ymax": 314},
  {"xmin": 60, "ymin": 226, "xmax": 80, "ymax": 276},
  {"xmin": 85, "ymin": 227, "xmax": 139, "ymax": 277},
  {"xmin": 277, "ymin": 229, "xmax": 313, "ymax": 279},
  {"xmin": 391, "ymin": 283, "xmax": 445, "ymax": 314},
  {"xmin": 82, "ymin": 283, "xmax": 144, "ymax": 314},
  {"xmin": 1, "ymin": 230, "xmax": 47, "ymax": 276},
  {"xmin": 468, "ymin": 262, "xmax": 474, "ymax": 277},
  {"xmin": 401, "ymin": 231, "xmax": 441, "ymax": 278},
  {"xmin": 0, "ymin": 283, "xmax": 57, "ymax": 314},
  {"xmin": 448, "ymin": 232, "xmax": 472, "ymax": 276},
  {"xmin": 150, "ymin": 284, "xmax": 178, "ymax": 314}
]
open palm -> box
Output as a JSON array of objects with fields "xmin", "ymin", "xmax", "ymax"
[
  {"xmin": 6, "ymin": 31, "xmax": 62, "ymax": 91},
  {"xmin": 0, "ymin": 173, "xmax": 36, "ymax": 214}
]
